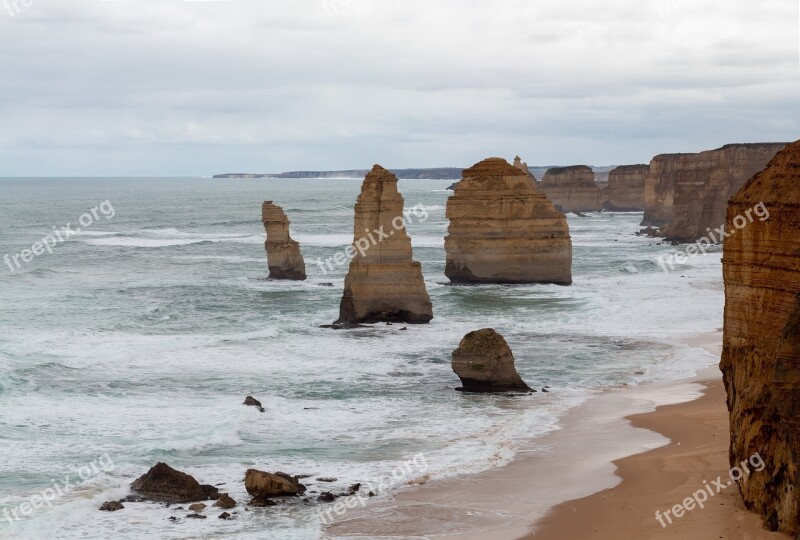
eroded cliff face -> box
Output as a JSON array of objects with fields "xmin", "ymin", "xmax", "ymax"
[
  {"xmin": 540, "ymin": 165, "xmax": 603, "ymax": 213},
  {"xmin": 721, "ymin": 140, "xmax": 800, "ymax": 536},
  {"xmin": 604, "ymin": 164, "xmax": 648, "ymax": 211},
  {"xmin": 641, "ymin": 144, "xmax": 787, "ymax": 238},
  {"xmin": 445, "ymin": 157, "xmax": 572, "ymax": 285},
  {"xmin": 336, "ymin": 165, "xmax": 433, "ymax": 324},
  {"xmin": 262, "ymin": 202, "xmax": 306, "ymax": 280}
]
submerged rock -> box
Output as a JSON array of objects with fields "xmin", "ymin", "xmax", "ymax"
[
  {"xmin": 99, "ymin": 501, "xmax": 124, "ymax": 512},
  {"xmin": 451, "ymin": 328, "xmax": 532, "ymax": 393},
  {"xmin": 243, "ymin": 396, "xmax": 265, "ymax": 413},
  {"xmin": 130, "ymin": 463, "xmax": 218, "ymax": 503},
  {"xmin": 445, "ymin": 157, "xmax": 572, "ymax": 285},
  {"xmin": 721, "ymin": 140, "xmax": 800, "ymax": 536},
  {"xmin": 262, "ymin": 202, "xmax": 307, "ymax": 280},
  {"xmin": 336, "ymin": 165, "xmax": 433, "ymax": 325}
]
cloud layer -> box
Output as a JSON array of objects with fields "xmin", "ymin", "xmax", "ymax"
[{"xmin": 0, "ymin": 0, "xmax": 797, "ymax": 176}]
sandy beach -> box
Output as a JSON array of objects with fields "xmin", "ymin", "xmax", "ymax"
[{"xmin": 325, "ymin": 332, "xmax": 789, "ymax": 539}]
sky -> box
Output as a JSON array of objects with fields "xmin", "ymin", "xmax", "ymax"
[{"xmin": 0, "ymin": 0, "xmax": 798, "ymax": 176}]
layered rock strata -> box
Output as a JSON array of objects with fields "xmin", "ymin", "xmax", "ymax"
[
  {"xmin": 262, "ymin": 202, "xmax": 306, "ymax": 280},
  {"xmin": 604, "ymin": 164, "xmax": 649, "ymax": 211},
  {"xmin": 540, "ymin": 165, "xmax": 603, "ymax": 212},
  {"xmin": 721, "ymin": 140, "xmax": 800, "ymax": 536},
  {"xmin": 640, "ymin": 144, "xmax": 787, "ymax": 240},
  {"xmin": 336, "ymin": 165, "xmax": 433, "ymax": 324},
  {"xmin": 445, "ymin": 157, "xmax": 572, "ymax": 285},
  {"xmin": 452, "ymin": 328, "xmax": 531, "ymax": 392}
]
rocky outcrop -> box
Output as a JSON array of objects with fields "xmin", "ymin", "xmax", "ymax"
[
  {"xmin": 131, "ymin": 463, "xmax": 219, "ymax": 503},
  {"xmin": 452, "ymin": 329, "xmax": 532, "ymax": 393},
  {"xmin": 721, "ymin": 140, "xmax": 800, "ymax": 536},
  {"xmin": 445, "ymin": 157, "xmax": 572, "ymax": 285},
  {"xmin": 640, "ymin": 144, "xmax": 788, "ymax": 238},
  {"xmin": 513, "ymin": 155, "xmax": 535, "ymax": 179},
  {"xmin": 262, "ymin": 202, "xmax": 306, "ymax": 280},
  {"xmin": 540, "ymin": 165, "xmax": 603, "ymax": 212},
  {"xmin": 604, "ymin": 165, "xmax": 649, "ymax": 211},
  {"xmin": 336, "ymin": 165, "xmax": 433, "ymax": 324},
  {"xmin": 245, "ymin": 469, "xmax": 306, "ymax": 503}
]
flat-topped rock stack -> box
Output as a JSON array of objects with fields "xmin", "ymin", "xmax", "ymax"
[
  {"xmin": 604, "ymin": 164, "xmax": 649, "ymax": 211},
  {"xmin": 540, "ymin": 165, "xmax": 603, "ymax": 213},
  {"xmin": 262, "ymin": 202, "xmax": 306, "ymax": 280},
  {"xmin": 336, "ymin": 165, "xmax": 433, "ymax": 324},
  {"xmin": 721, "ymin": 140, "xmax": 800, "ymax": 536},
  {"xmin": 641, "ymin": 143, "xmax": 788, "ymax": 240},
  {"xmin": 445, "ymin": 157, "xmax": 572, "ymax": 285}
]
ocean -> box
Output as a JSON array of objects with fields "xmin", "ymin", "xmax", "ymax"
[{"xmin": 0, "ymin": 177, "xmax": 723, "ymax": 539}]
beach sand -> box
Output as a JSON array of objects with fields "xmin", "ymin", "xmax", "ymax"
[{"xmin": 325, "ymin": 333, "xmax": 789, "ymax": 539}]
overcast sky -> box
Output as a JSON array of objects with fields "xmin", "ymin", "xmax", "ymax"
[{"xmin": 0, "ymin": 0, "xmax": 797, "ymax": 176}]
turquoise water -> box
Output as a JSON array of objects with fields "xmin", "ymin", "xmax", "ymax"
[{"xmin": 0, "ymin": 177, "xmax": 722, "ymax": 539}]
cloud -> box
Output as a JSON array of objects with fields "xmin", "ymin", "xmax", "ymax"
[{"xmin": 0, "ymin": 0, "xmax": 797, "ymax": 175}]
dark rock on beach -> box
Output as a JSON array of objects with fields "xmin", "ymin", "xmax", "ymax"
[
  {"xmin": 130, "ymin": 463, "xmax": 218, "ymax": 503},
  {"xmin": 213, "ymin": 494, "xmax": 237, "ymax": 509}
]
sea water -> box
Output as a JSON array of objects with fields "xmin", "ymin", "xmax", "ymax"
[{"xmin": 0, "ymin": 177, "xmax": 723, "ymax": 539}]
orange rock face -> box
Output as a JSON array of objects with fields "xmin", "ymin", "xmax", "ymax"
[
  {"xmin": 337, "ymin": 165, "xmax": 433, "ymax": 324},
  {"xmin": 262, "ymin": 202, "xmax": 306, "ymax": 280},
  {"xmin": 540, "ymin": 165, "xmax": 603, "ymax": 213},
  {"xmin": 445, "ymin": 158, "xmax": 572, "ymax": 285},
  {"xmin": 721, "ymin": 140, "xmax": 800, "ymax": 536},
  {"xmin": 641, "ymin": 144, "xmax": 787, "ymax": 240},
  {"xmin": 604, "ymin": 165, "xmax": 648, "ymax": 211}
]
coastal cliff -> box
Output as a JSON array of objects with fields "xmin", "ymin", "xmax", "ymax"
[
  {"xmin": 336, "ymin": 165, "xmax": 433, "ymax": 324},
  {"xmin": 445, "ymin": 158, "xmax": 572, "ymax": 285},
  {"xmin": 721, "ymin": 140, "xmax": 800, "ymax": 536},
  {"xmin": 604, "ymin": 164, "xmax": 648, "ymax": 211},
  {"xmin": 540, "ymin": 165, "xmax": 603, "ymax": 213},
  {"xmin": 262, "ymin": 202, "xmax": 306, "ymax": 280},
  {"xmin": 641, "ymin": 144, "xmax": 787, "ymax": 239}
]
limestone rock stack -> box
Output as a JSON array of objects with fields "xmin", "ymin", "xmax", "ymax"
[
  {"xmin": 451, "ymin": 329, "xmax": 531, "ymax": 393},
  {"xmin": 445, "ymin": 157, "xmax": 572, "ymax": 285},
  {"xmin": 640, "ymin": 143, "xmax": 787, "ymax": 239},
  {"xmin": 513, "ymin": 155, "xmax": 534, "ymax": 178},
  {"xmin": 336, "ymin": 165, "xmax": 433, "ymax": 324},
  {"xmin": 262, "ymin": 202, "xmax": 306, "ymax": 280},
  {"xmin": 604, "ymin": 164, "xmax": 649, "ymax": 211},
  {"xmin": 721, "ymin": 140, "xmax": 800, "ymax": 536},
  {"xmin": 540, "ymin": 165, "xmax": 603, "ymax": 212}
]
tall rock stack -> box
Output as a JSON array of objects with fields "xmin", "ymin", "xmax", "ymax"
[
  {"xmin": 336, "ymin": 165, "xmax": 433, "ymax": 324},
  {"xmin": 445, "ymin": 157, "xmax": 572, "ymax": 285},
  {"xmin": 604, "ymin": 164, "xmax": 649, "ymax": 211},
  {"xmin": 262, "ymin": 202, "xmax": 306, "ymax": 281},
  {"xmin": 540, "ymin": 165, "xmax": 603, "ymax": 213},
  {"xmin": 640, "ymin": 143, "xmax": 788, "ymax": 239},
  {"xmin": 721, "ymin": 140, "xmax": 800, "ymax": 536}
]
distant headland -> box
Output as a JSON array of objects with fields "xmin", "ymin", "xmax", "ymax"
[{"xmin": 214, "ymin": 168, "xmax": 464, "ymax": 180}]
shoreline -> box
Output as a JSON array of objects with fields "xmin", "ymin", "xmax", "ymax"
[
  {"xmin": 324, "ymin": 332, "xmax": 748, "ymax": 539},
  {"xmin": 527, "ymin": 378, "xmax": 789, "ymax": 539}
]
